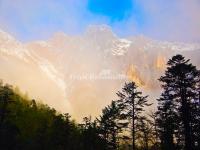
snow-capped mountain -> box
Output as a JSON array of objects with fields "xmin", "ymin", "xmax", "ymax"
[
  {"xmin": 0, "ymin": 29, "xmax": 70, "ymax": 113},
  {"xmin": 0, "ymin": 29, "xmax": 30, "ymax": 62},
  {"xmin": 0, "ymin": 25, "xmax": 200, "ymax": 120}
]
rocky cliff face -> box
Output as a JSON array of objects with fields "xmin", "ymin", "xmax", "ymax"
[{"xmin": 0, "ymin": 25, "xmax": 200, "ymax": 120}]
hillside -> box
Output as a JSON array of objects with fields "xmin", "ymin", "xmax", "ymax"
[{"xmin": 1, "ymin": 25, "xmax": 200, "ymax": 120}]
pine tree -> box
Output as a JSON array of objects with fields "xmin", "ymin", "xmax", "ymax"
[
  {"xmin": 158, "ymin": 54, "xmax": 200, "ymax": 150},
  {"xmin": 98, "ymin": 101, "xmax": 127, "ymax": 150},
  {"xmin": 156, "ymin": 89, "xmax": 178, "ymax": 150},
  {"xmin": 0, "ymin": 83, "xmax": 18, "ymax": 149},
  {"xmin": 0, "ymin": 84, "xmax": 14, "ymax": 128},
  {"xmin": 81, "ymin": 116, "xmax": 104, "ymax": 150},
  {"xmin": 117, "ymin": 82, "xmax": 152, "ymax": 150},
  {"xmin": 136, "ymin": 116, "xmax": 152, "ymax": 150},
  {"xmin": 148, "ymin": 111, "xmax": 160, "ymax": 150},
  {"xmin": 192, "ymin": 71, "xmax": 200, "ymax": 149}
]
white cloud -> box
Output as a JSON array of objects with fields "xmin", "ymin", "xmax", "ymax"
[{"xmin": 0, "ymin": 0, "xmax": 200, "ymax": 42}]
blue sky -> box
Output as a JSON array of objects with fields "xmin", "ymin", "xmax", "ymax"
[
  {"xmin": 88, "ymin": 0, "xmax": 136, "ymax": 21},
  {"xmin": 0, "ymin": 0, "xmax": 200, "ymax": 42}
]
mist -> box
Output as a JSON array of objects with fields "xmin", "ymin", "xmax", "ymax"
[{"xmin": 0, "ymin": 0, "xmax": 200, "ymax": 121}]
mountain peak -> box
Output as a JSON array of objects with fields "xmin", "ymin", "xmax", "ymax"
[
  {"xmin": 85, "ymin": 24, "xmax": 116, "ymax": 39},
  {"xmin": 0, "ymin": 29, "xmax": 16, "ymax": 42}
]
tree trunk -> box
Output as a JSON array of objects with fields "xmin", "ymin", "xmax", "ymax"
[
  {"xmin": 132, "ymin": 118, "xmax": 135, "ymax": 150},
  {"xmin": 0, "ymin": 93, "xmax": 8, "ymax": 128},
  {"xmin": 132, "ymin": 103, "xmax": 135, "ymax": 150},
  {"xmin": 144, "ymin": 130, "xmax": 149, "ymax": 150},
  {"xmin": 181, "ymin": 87, "xmax": 193, "ymax": 150},
  {"xmin": 112, "ymin": 131, "xmax": 117, "ymax": 150}
]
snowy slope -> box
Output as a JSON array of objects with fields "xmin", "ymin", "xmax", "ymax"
[{"xmin": 0, "ymin": 25, "xmax": 199, "ymax": 120}]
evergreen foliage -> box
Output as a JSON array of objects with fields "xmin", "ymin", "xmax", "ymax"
[{"xmin": 0, "ymin": 54, "xmax": 199, "ymax": 150}]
